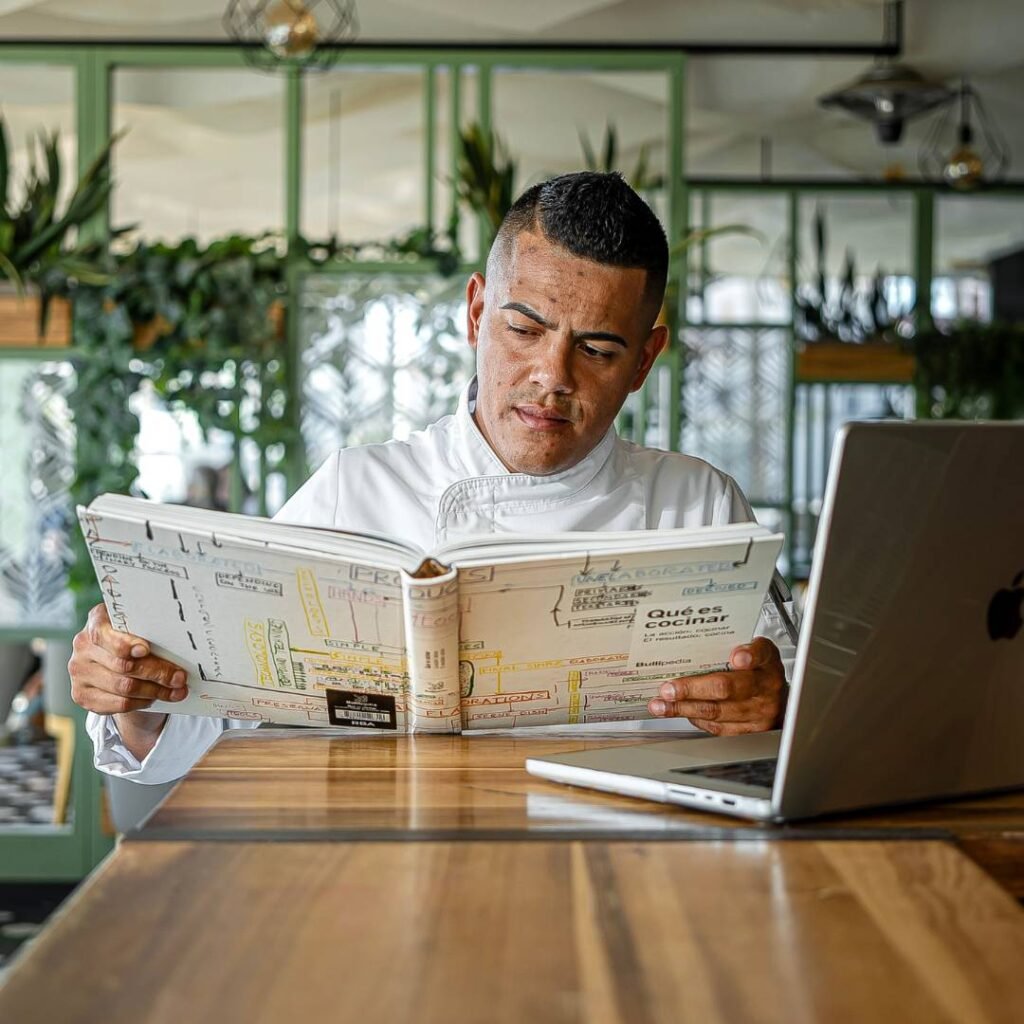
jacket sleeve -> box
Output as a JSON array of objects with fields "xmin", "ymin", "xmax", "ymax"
[
  {"xmin": 87, "ymin": 710, "xmax": 258, "ymax": 786},
  {"xmin": 86, "ymin": 452, "xmax": 345, "ymax": 785}
]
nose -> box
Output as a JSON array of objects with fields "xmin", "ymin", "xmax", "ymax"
[{"xmin": 529, "ymin": 337, "xmax": 575, "ymax": 395}]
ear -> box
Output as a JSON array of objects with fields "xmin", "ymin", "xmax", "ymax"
[
  {"xmin": 466, "ymin": 272, "xmax": 486, "ymax": 351},
  {"xmin": 629, "ymin": 324, "xmax": 669, "ymax": 393}
]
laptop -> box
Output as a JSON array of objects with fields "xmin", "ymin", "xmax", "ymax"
[{"xmin": 526, "ymin": 421, "xmax": 1024, "ymax": 822}]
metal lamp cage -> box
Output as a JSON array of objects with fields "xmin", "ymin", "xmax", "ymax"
[{"xmin": 223, "ymin": 0, "xmax": 359, "ymax": 72}]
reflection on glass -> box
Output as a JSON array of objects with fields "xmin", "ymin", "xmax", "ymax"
[
  {"xmin": 681, "ymin": 327, "xmax": 788, "ymax": 508},
  {"xmin": 299, "ymin": 273, "xmax": 471, "ymax": 470},
  {"xmin": 0, "ymin": 362, "xmax": 76, "ymax": 627}
]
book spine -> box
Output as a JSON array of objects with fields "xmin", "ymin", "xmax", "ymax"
[{"xmin": 400, "ymin": 568, "xmax": 462, "ymax": 733}]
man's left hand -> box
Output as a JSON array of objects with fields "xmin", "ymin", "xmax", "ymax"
[{"xmin": 647, "ymin": 637, "xmax": 787, "ymax": 735}]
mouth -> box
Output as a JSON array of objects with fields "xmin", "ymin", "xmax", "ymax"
[{"xmin": 514, "ymin": 405, "xmax": 573, "ymax": 432}]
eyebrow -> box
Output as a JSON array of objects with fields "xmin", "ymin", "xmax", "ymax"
[{"xmin": 500, "ymin": 301, "xmax": 628, "ymax": 348}]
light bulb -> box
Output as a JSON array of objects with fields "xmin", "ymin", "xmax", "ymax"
[
  {"xmin": 263, "ymin": 0, "xmax": 320, "ymax": 59},
  {"xmin": 943, "ymin": 144, "xmax": 984, "ymax": 190}
]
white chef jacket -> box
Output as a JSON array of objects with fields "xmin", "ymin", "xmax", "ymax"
[{"xmin": 87, "ymin": 378, "xmax": 795, "ymax": 784}]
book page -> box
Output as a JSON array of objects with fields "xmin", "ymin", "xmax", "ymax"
[
  {"xmin": 454, "ymin": 536, "xmax": 782, "ymax": 730},
  {"xmin": 79, "ymin": 504, "xmax": 413, "ymax": 729}
]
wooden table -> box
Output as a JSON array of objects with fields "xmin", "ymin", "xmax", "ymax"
[
  {"xmin": 138, "ymin": 730, "xmax": 1024, "ymax": 898},
  {"xmin": 2, "ymin": 730, "xmax": 1024, "ymax": 1023},
  {"xmin": 3, "ymin": 837, "xmax": 1024, "ymax": 1023}
]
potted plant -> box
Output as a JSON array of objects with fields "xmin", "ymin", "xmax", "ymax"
[
  {"xmin": 794, "ymin": 205, "xmax": 916, "ymax": 383},
  {"xmin": 454, "ymin": 122, "xmax": 517, "ymax": 240},
  {"xmin": 0, "ymin": 116, "xmax": 121, "ymax": 346},
  {"xmin": 910, "ymin": 320, "xmax": 1024, "ymax": 420}
]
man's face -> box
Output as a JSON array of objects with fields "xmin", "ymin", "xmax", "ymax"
[{"xmin": 466, "ymin": 230, "xmax": 667, "ymax": 475}]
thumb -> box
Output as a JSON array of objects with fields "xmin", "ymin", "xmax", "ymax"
[{"xmin": 730, "ymin": 637, "xmax": 779, "ymax": 671}]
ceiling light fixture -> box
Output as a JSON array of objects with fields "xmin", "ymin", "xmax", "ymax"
[
  {"xmin": 817, "ymin": 1, "xmax": 950, "ymax": 144},
  {"xmin": 818, "ymin": 59, "xmax": 952, "ymax": 145},
  {"xmin": 919, "ymin": 79, "xmax": 1010, "ymax": 190},
  {"xmin": 224, "ymin": 0, "xmax": 359, "ymax": 72}
]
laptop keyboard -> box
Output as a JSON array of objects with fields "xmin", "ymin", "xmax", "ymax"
[{"xmin": 671, "ymin": 757, "xmax": 778, "ymax": 789}]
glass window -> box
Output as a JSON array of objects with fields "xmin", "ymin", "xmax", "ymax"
[
  {"xmin": 688, "ymin": 192, "xmax": 790, "ymax": 324},
  {"xmin": 0, "ymin": 64, "xmax": 76, "ymax": 208},
  {"xmin": 796, "ymin": 193, "xmax": 915, "ymax": 342},
  {"xmin": 681, "ymin": 326, "xmax": 789, "ymax": 508},
  {"xmin": 298, "ymin": 272, "xmax": 471, "ymax": 471},
  {"xmin": 933, "ymin": 195, "xmax": 1024, "ymax": 324},
  {"xmin": 0, "ymin": 360, "xmax": 76, "ymax": 628},
  {"xmin": 493, "ymin": 69, "xmax": 668, "ymax": 189},
  {"xmin": 302, "ymin": 67, "xmax": 427, "ymax": 245},
  {"xmin": 112, "ymin": 68, "xmax": 285, "ymax": 242}
]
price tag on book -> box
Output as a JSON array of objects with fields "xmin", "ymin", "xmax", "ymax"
[{"xmin": 325, "ymin": 689, "xmax": 398, "ymax": 730}]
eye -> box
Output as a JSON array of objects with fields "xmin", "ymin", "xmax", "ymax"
[
  {"xmin": 506, "ymin": 323, "xmax": 538, "ymax": 337},
  {"xmin": 580, "ymin": 343, "xmax": 616, "ymax": 360}
]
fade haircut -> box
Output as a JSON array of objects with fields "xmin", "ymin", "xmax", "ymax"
[{"xmin": 487, "ymin": 171, "xmax": 669, "ymax": 327}]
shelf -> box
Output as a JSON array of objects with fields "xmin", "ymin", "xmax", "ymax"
[{"xmin": 796, "ymin": 341, "xmax": 916, "ymax": 384}]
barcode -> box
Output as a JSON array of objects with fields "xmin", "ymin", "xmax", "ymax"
[{"xmin": 336, "ymin": 709, "xmax": 391, "ymax": 723}]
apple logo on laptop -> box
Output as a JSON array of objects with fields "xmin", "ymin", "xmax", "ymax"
[{"xmin": 987, "ymin": 571, "xmax": 1024, "ymax": 641}]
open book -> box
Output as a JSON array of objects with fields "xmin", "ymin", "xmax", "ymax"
[{"xmin": 78, "ymin": 494, "xmax": 783, "ymax": 733}]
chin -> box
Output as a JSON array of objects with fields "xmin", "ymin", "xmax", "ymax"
[{"xmin": 511, "ymin": 452, "xmax": 577, "ymax": 476}]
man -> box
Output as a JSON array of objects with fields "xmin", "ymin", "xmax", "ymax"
[{"xmin": 71, "ymin": 172, "xmax": 793, "ymax": 786}]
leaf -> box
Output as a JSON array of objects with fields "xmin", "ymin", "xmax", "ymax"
[
  {"xmin": 670, "ymin": 223, "xmax": 764, "ymax": 257},
  {"xmin": 44, "ymin": 129, "xmax": 61, "ymax": 205},
  {"xmin": 631, "ymin": 144, "xmax": 650, "ymax": 191},
  {"xmin": 0, "ymin": 248, "xmax": 24, "ymax": 291},
  {"xmin": 603, "ymin": 123, "xmax": 616, "ymax": 173},
  {"xmin": 579, "ymin": 129, "xmax": 596, "ymax": 171},
  {"xmin": 0, "ymin": 116, "xmax": 9, "ymax": 216},
  {"xmin": 814, "ymin": 204, "xmax": 826, "ymax": 275}
]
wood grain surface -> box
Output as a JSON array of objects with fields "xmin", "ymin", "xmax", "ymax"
[
  {"xmin": 2, "ymin": 839, "xmax": 1022, "ymax": 1024},
  {"xmin": 137, "ymin": 731, "xmax": 1024, "ymax": 897}
]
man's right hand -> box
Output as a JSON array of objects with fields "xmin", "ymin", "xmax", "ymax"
[{"xmin": 69, "ymin": 603, "xmax": 188, "ymax": 761}]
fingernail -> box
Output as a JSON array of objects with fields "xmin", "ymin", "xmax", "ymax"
[
  {"xmin": 171, "ymin": 670, "xmax": 186, "ymax": 687},
  {"xmin": 660, "ymin": 682, "xmax": 676, "ymax": 700},
  {"xmin": 172, "ymin": 688, "xmax": 187, "ymax": 701},
  {"xmin": 734, "ymin": 651, "xmax": 752, "ymax": 669},
  {"xmin": 131, "ymin": 644, "xmax": 148, "ymax": 658},
  {"xmin": 650, "ymin": 699, "xmax": 666, "ymax": 715}
]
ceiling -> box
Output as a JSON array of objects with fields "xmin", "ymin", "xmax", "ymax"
[{"xmin": 0, "ymin": 0, "xmax": 1021, "ymax": 275}]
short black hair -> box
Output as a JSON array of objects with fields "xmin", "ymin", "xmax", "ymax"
[{"xmin": 489, "ymin": 171, "xmax": 669, "ymax": 324}]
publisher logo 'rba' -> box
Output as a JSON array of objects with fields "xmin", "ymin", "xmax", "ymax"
[{"xmin": 987, "ymin": 571, "xmax": 1024, "ymax": 641}]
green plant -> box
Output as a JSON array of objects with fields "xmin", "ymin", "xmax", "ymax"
[
  {"xmin": 43, "ymin": 233, "xmax": 293, "ymax": 612},
  {"xmin": 910, "ymin": 320, "xmax": 1024, "ymax": 420},
  {"xmin": 795, "ymin": 204, "xmax": 912, "ymax": 343},
  {"xmin": 578, "ymin": 123, "xmax": 665, "ymax": 192},
  {"xmin": 0, "ymin": 115, "xmax": 125, "ymax": 333},
  {"xmin": 454, "ymin": 123, "xmax": 516, "ymax": 237}
]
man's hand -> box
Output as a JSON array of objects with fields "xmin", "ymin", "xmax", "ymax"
[
  {"xmin": 647, "ymin": 637, "xmax": 787, "ymax": 735},
  {"xmin": 69, "ymin": 603, "xmax": 188, "ymax": 761}
]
